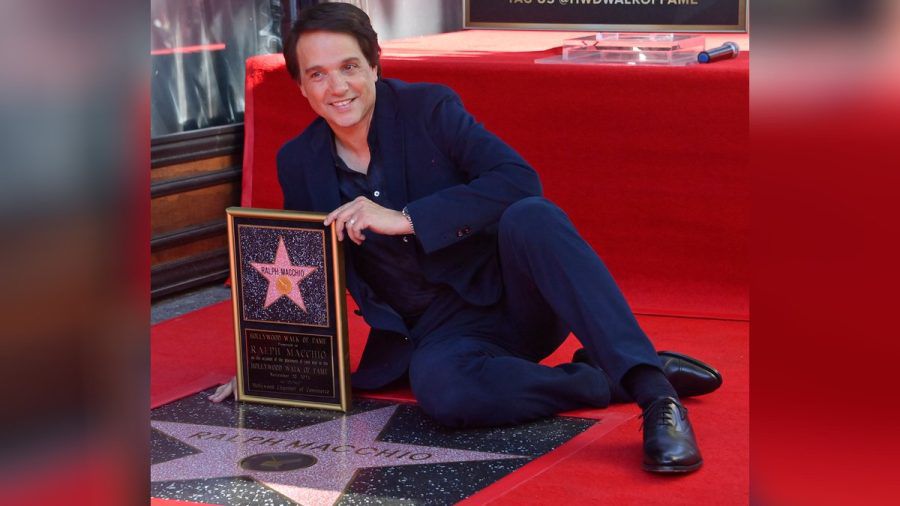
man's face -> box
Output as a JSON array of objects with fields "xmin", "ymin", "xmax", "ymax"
[{"xmin": 295, "ymin": 31, "xmax": 378, "ymax": 135}]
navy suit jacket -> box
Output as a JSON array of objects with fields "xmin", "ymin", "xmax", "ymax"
[{"xmin": 276, "ymin": 79, "xmax": 542, "ymax": 388}]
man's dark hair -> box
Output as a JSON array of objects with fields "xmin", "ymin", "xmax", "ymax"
[{"xmin": 283, "ymin": 2, "xmax": 382, "ymax": 82}]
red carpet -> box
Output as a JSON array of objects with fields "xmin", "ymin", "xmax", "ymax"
[{"xmin": 151, "ymin": 298, "xmax": 748, "ymax": 504}]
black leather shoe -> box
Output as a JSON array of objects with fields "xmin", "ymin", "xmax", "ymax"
[
  {"xmin": 658, "ymin": 351, "xmax": 722, "ymax": 398},
  {"xmin": 641, "ymin": 396, "xmax": 703, "ymax": 473},
  {"xmin": 572, "ymin": 349, "xmax": 722, "ymax": 399}
]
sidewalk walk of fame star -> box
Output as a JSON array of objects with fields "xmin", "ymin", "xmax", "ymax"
[
  {"xmin": 250, "ymin": 236, "xmax": 317, "ymax": 311},
  {"xmin": 152, "ymin": 405, "xmax": 527, "ymax": 506}
]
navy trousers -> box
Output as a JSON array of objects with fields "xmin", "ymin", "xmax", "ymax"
[{"xmin": 408, "ymin": 197, "xmax": 662, "ymax": 428}]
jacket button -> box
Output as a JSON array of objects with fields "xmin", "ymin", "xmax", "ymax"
[
  {"xmin": 402, "ymin": 236, "xmax": 409, "ymax": 243},
  {"xmin": 457, "ymin": 226, "xmax": 471, "ymax": 237}
]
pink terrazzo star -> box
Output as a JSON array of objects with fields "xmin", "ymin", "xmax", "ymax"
[
  {"xmin": 250, "ymin": 236, "xmax": 317, "ymax": 311},
  {"xmin": 151, "ymin": 405, "xmax": 525, "ymax": 506}
]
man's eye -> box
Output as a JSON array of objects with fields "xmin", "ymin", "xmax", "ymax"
[
  {"xmin": 343, "ymin": 64, "xmax": 359, "ymax": 73},
  {"xmin": 310, "ymin": 72, "xmax": 323, "ymax": 80}
]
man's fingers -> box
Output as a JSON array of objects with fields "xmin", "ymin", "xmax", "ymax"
[
  {"xmin": 327, "ymin": 202, "xmax": 360, "ymax": 241},
  {"xmin": 334, "ymin": 217, "xmax": 346, "ymax": 241},
  {"xmin": 331, "ymin": 210, "xmax": 349, "ymax": 241},
  {"xmin": 209, "ymin": 386, "xmax": 228, "ymax": 403},
  {"xmin": 324, "ymin": 208, "xmax": 339, "ymax": 226},
  {"xmin": 325, "ymin": 201, "xmax": 353, "ymax": 227},
  {"xmin": 208, "ymin": 377, "xmax": 236, "ymax": 403},
  {"xmin": 336, "ymin": 210, "xmax": 357, "ymax": 241},
  {"xmin": 346, "ymin": 216, "xmax": 366, "ymax": 245},
  {"xmin": 326, "ymin": 198, "xmax": 382, "ymax": 243}
]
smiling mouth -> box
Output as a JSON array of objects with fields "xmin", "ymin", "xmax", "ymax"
[{"xmin": 331, "ymin": 98, "xmax": 355, "ymax": 108}]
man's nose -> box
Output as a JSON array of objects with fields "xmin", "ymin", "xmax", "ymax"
[{"xmin": 327, "ymin": 72, "xmax": 349, "ymax": 93}]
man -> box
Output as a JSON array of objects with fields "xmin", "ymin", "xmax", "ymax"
[{"xmin": 213, "ymin": 2, "xmax": 722, "ymax": 474}]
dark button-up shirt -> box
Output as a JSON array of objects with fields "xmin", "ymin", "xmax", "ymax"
[{"xmin": 330, "ymin": 128, "xmax": 444, "ymax": 326}]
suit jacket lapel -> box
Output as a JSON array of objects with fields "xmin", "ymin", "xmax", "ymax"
[
  {"xmin": 304, "ymin": 121, "xmax": 342, "ymax": 213},
  {"xmin": 373, "ymin": 81, "xmax": 409, "ymax": 208}
]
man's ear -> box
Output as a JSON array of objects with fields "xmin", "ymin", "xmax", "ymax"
[
  {"xmin": 373, "ymin": 66, "xmax": 378, "ymax": 82},
  {"xmin": 298, "ymin": 81, "xmax": 307, "ymax": 97}
]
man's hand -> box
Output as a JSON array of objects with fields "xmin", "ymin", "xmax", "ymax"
[
  {"xmin": 209, "ymin": 377, "xmax": 237, "ymax": 402},
  {"xmin": 324, "ymin": 196, "xmax": 412, "ymax": 245}
]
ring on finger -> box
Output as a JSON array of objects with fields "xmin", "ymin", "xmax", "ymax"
[{"xmin": 349, "ymin": 218, "xmax": 356, "ymax": 226}]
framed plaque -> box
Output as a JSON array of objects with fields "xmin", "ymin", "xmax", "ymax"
[
  {"xmin": 226, "ymin": 207, "xmax": 351, "ymax": 411},
  {"xmin": 465, "ymin": 0, "xmax": 748, "ymax": 33}
]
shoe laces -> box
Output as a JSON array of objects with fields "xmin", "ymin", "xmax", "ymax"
[{"xmin": 639, "ymin": 396, "xmax": 686, "ymax": 431}]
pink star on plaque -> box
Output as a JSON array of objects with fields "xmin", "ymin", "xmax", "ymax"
[{"xmin": 250, "ymin": 236, "xmax": 317, "ymax": 311}]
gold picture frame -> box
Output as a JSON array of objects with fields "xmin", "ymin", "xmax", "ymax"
[{"xmin": 226, "ymin": 207, "xmax": 351, "ymax": 412}]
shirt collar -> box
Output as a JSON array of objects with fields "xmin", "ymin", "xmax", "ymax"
[{"xmin": 329, "ymin": 116, "xmax": 379, "ymax": 173}]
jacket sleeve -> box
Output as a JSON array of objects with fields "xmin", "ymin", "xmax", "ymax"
[
  {"xmin": 277, "ymin": 141, "xmax": 305, "ymax": 212},
  {"xmin": 404, "ymin": 89, "xmax": 543, "ymax": 254}
]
